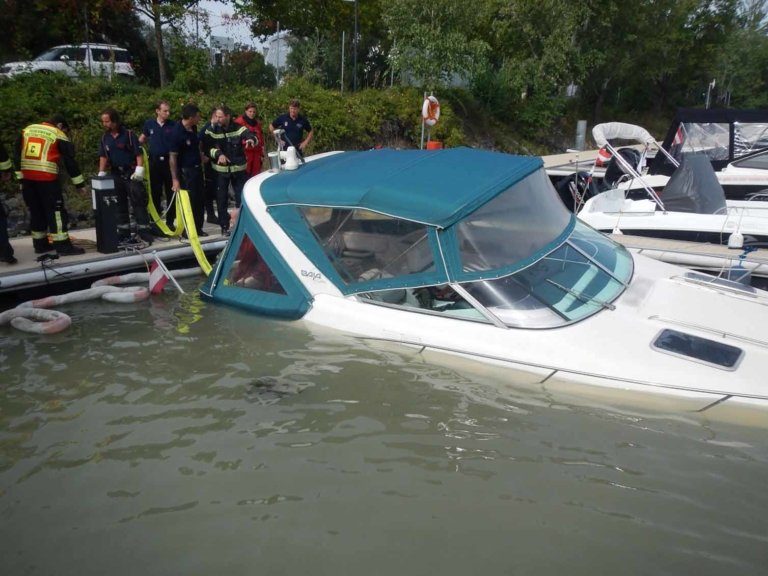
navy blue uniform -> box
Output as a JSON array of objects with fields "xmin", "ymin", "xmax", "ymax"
[
  {"xmin": 170, "ymin": 122, "xmax": 204, "ymax": 231},
  {"xmin": 271, "ymin": 113, "xmax": 312, "ymax": 152},
  {"xmin": 99, "ymin": 127, "xmax": 151, "ymax": 240},
  {"xmin": 142, "ymin": 118, "xmax": 177, "ymax": 229}
]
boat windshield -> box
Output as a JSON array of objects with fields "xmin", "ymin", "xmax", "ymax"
[
  {"xmin": 455, "ymin": 169, "xmax": 572, "ymax": 273},
  {"xmin": 460, "ymin": 221, "xmax": 633, "ymax": 328}
]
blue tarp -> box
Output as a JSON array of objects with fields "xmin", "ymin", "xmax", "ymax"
[{"xmin": 260, "ymin": 148, "xmax": 542, "ymax": 229}]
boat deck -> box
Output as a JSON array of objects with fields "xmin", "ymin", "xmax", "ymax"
[{"xmin": 0, "ymin": 223, "xmax": 226, "ymax": 300}]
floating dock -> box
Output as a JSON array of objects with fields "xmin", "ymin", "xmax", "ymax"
[
  {"xmin": 0, "ymin": 224, "xmax": 226, "ymax": 301},
  {"xmin": 610, "ymin": 233, "xmax": 768, "ymax": 280}
]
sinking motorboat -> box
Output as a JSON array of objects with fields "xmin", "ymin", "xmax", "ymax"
[{"xmin": 202, "ymin": 147, "xmax": 768, "ymax": 413}]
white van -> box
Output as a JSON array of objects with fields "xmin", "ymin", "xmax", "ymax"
[{"xmin": 0, "ymin": 44, "xmax": 135, "ymax": 79}]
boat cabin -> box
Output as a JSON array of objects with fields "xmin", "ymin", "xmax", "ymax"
[{"xmin": 202, "ymin": 148, "xmax": 634, "ymax": 329}]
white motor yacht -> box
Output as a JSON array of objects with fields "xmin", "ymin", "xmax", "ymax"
[{"xmin": 202, "ymin": 147, "xmax": 768, "ymax": 414}]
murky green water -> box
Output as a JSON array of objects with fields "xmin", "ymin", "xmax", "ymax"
[{"xmin": 1, "ymin": 280, "xmax": 767, "ymax": 575}]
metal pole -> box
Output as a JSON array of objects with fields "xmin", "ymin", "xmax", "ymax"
[
  {"xmin": 353, "ymin": 0, "xmax": 358, "ymax": 91},
  {"xmin": 83, "ymin": 1, "xmax": 92, "ymax": 75},
  {"xmin": 276, "ymin": 21, "xmax": 281, "ymax": 85},
  {"xmin": 420, "ymin": 92, "xmax": 426, "ymax": 149},
  {"xmin": 341, "ymin": 31, "xmax": 345, "ymax": 94},
  {"xmin": 575, "ymin": 120, "xmax": 587, "ymax": 151}
]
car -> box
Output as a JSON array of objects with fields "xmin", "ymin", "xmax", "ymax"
[{"xmin": 0, "ymin": 43, "xmax": 135, "ymax": 79}]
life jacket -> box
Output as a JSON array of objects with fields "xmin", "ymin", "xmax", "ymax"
[{"xmin": 20, "ymin": 123, "xmax": 84, "ymax": 185}]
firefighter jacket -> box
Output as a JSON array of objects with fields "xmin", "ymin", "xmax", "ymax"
[
  {"xmin": 202, "ymin": 122, "xmax": 255, "ymax": 174},
  {"xmin": 15, "ymin": 123, "xmax": 85, "ymax": 186},
  {"xmin": 0, "ymin": 142, "xmax": 12, "ymax": 172}
]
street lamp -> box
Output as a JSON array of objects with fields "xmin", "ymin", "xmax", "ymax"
[{"xmin": 343, "ymin": 0, "xmax": 358, "ymax": 91}]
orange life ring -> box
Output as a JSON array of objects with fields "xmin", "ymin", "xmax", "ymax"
[{"xmin": 422, "ymin": 96, "xmax": 440, "ymax": 127}]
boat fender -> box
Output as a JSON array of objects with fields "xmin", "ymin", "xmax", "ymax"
[
  {"xmin": 728, "ymin": 231, "xmax": 744, "ymax": 249},
  {"xmin": 0, "ymin": 308, "xmax": 72, "ymax": 335},
  {"xmin": 422, "ymin": 96, "xmax": 440, "ymax": 127}
]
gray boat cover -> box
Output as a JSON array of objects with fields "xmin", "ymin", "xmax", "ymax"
[{"xmin": 661, "ymin": 153, "xmax": 727, "ymax": 214}]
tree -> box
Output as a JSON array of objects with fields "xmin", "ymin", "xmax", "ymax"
[
  {"xmin": 712, "ymin": 0, "xmax": 768, "ymax": 107},
  {"xmin": 382, "ymin": 0, "xmax": 490, "ymax": 90},
  {"xmin": 133, "ymin": 0, "xmax": 199, "ymax": 86}
]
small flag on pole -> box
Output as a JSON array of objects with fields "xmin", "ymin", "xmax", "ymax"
[
  {"xmin": 672, "ymin": 125, "xmax": 684, "ymax": 146},
  {"xmin": 149, "ymin": 260, "xmax": 169, "ymax": 295},
  {"xmin": 596, "ymin": 146, "xmax": 612, "ymax": 167}
]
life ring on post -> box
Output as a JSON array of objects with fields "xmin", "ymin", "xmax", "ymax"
[{"xmin": 422, "ymin": 96, "xmax": 440, "ymax": 127}]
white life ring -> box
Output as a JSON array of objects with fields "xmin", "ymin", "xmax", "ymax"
[{"xmin": 422, "ymin": 96, "xmax": 440, "ymax": 127}]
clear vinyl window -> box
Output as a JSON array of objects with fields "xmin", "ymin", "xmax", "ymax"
[{"xmin": 301, "ymin": 207, "xmax": 435, "ymax": 285}]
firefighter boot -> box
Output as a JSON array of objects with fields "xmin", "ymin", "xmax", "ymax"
[
  {"xmin": 54, "ymin": 240, "xmax": 85, "ymax": 256},
  {"xmin": 33, "ymin": 235, "xmax": 55, "ymax": 254}
]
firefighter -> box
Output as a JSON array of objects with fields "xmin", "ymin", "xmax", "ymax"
[
  {"xmin": 98, "ymin": 107, "xmax": 153, "ymax": 246},
  {"xmin": 0, "ymin": 141, "xmax": 17, "ymax": 264},
  {"xmin": 202, "ymin": 105, "xmax": 256, "ymax": 236},
  {"xmin": 15, "ymin": 115, "xmax": 85, "ymax": 256}
]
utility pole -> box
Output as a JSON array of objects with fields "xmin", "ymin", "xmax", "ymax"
[
  {"xmin": 353, "ymin": 0, "xmax": 358, "ymax": 91},
  {"xmin": 343, "ymin": 0, "xmax": 358, "ymax": 91}
]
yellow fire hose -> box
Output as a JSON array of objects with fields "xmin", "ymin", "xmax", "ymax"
[
  {"xmin": 176, "ymin": 188, "xmax": 213, "ymax": 276},
  {"xmin": 142, "ymin": 148, "xmax": 214, "ymax": 276},
  {"xmin": 142, "ymin": 148, "xmax": 184, "ymax": 238}
]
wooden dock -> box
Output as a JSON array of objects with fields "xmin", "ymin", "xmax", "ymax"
[
  {"xmin": 610, "ymin": 233, "xmax": 768, "ymax": 278},
  {"xmin": 0, "ymin": 223, "xmax": 226, "ymax": 299}
]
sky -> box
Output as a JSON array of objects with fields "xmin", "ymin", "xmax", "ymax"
[{"xmin": 187, "ymin": 1, "xmax": 258, "ymax": 48}]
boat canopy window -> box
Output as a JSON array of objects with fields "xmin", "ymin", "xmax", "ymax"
[
  {"xmin": 459, "ymin": 222, "xmax": 633, "ymax": 328},
  {"xmin": 225, "ymin": 234, "xmax": 287, "ymax": 294},
  {"xmin": 358, "ymin": 222, "xmax": 632, "ymax": 329},
  {"xmin": 731, "ymin": 148, "xmax": 768, "ymax": 170},
  {"xmin": 456, "ymin": 169, "xmax": 571, "ymax": 274},
  {"xmin": 358, "ymin": 284, "xmax": 488, "ymax": 323},
  {"xmin": 300, "ymin": 207, "xmax": 436, "ymax": 286},
  {"xmin": 672, "ymin": 122, "xmax": 730, "ymax": 161}
]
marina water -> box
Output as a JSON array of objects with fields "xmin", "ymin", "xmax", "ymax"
[{"xmin": 1, "ymin": 278, "xmax": 767, "ymax": 575}]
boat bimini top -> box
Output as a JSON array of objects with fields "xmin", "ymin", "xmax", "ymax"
[{"xmin": 205, "ymin": 147, "xmax": 634, "ymax": 328}]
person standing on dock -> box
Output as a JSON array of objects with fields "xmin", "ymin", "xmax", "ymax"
[
  {"xmin": 139, "ymin": 100, "xmax": 176, "ymax": 234},
  {"xmin": 14, "ymin": 115, "xmax": 85, "ymax": 256},
  {"xmin": 270, "ymin": 99, "xmax": 313, "ymax": 155},
  {"xmin": 234, "ymin": 102, "xmax": 265, "ymax": 177},
  {"xmin": 202, "ymin": 105, "xmax": 256, "ymax": 236},
  {"xmin": 98, "ymin": 108, "xmax": 153, "ymax": 246},
  {"xmin": 169, "ymin": 103, "xmax": 206, "ymax": 236},
  {"xmin": 0, "ymin": 141, "xmax": 17, "ymax": 264},
  {"xmin": 199, "ymin": 108, "xmax": 219, "ymax": 225}
]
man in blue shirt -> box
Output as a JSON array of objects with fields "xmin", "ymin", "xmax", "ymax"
[
  {"xmin": 98, "ymin": 108, "xmax": 152, "ymax": 245},
  {"xmin": 139, "ymin": 100, "xmax": 176, "ymax": 233},
  {"xmin": 270, "ymin": 99, "xmax": 313, "ymax": 155},
  {"xmin": 170, "ymin": 103, "xmax": 206, "ymax": 236}
]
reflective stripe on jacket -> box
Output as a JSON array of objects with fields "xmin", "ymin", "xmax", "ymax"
[
  {"xmin": 17, "ymin": 123, "xmax": 85, "ymax": 185},
  {"xmin": 202, "ymin": 123, "xmax": 254, "ymax": 174}
]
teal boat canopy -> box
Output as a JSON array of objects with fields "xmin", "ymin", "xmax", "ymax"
[{"xmin": 260, "ymin": 148, "xmax": 542, "ymax": 229}]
